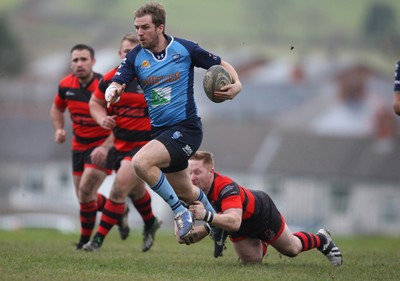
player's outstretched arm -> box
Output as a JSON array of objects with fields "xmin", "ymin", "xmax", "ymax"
[
  {"xmin": 105, "ymin": 82, "xmax": 126, "ymax": 108},
  {"xmin": 176, "ymin": 224, "xmax": 209, "ymax": 245},
  {"xmin": 89, "ymin": 95, "xmax": 116, "ymax": 130}
]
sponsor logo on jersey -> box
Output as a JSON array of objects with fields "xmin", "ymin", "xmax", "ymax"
[
  {"xmin": 150, "ymin": 87, "xmax": 171, "ymax": 107},
  {"xmin": 142, "ymin": 72, "xmax": 180, "ymax": 86},
  {"xmin": 66, "ymin": 91, "xmax": 75, "ymax": 96},
  {"xmin": 118, "ymin": 58, "xmax": 127, "ymax": 69},
  {"xmin": 141, "ymin": 60, "xmax": 150, "ymax": 68},
  {"xmin": 172, "ymin": 53, "xmax": 181, "ymax": 62},
  {"xmin": 208, "ymin": 53, "xmax": 218, "ymax": 61},
  {"xmin": 156, "ymin": 53, "xmax": 164, "ymax": 60}
]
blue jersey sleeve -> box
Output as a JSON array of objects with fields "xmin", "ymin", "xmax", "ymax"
[
  {"xmin": 394, "ymin": 61, "xmax": 400, "ymax": 91},
  {"xmin": 174, "ymin": 38, "xmax": 221, "ymax": 69},
  {"xmin": 112, "ymin": 46, "xmax": 141, "ymax": 85}
]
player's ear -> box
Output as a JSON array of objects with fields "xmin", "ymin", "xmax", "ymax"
[{"xmin": 158, "ymin": 23, "xmax": 165, "ymax": 34}]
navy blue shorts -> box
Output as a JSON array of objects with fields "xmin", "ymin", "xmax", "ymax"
[{"xmin": 152, "ymin": 117, "xmax": 203, "ymax": 173}]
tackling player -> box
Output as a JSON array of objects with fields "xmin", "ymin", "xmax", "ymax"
[{"xmin": 179, "ymin": 151, "xmax": 343, "ymax": 266}]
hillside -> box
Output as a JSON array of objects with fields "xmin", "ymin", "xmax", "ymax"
[{"xmin": 2, "ymin": 0, "xmax": 399, "ymax": 74}]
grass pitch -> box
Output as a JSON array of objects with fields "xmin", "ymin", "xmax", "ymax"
[{"xmin": 0, "ymin": 229, "xmax": 399, "ymax": 281}]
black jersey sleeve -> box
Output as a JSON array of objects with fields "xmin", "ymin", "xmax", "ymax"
[
  {"xmin": 218, "ymin": 182, "xmax": 240, "ymax": 201},
  {"xmin": 394, "ymin": 61, "xmax": 400, "ymax": 91}
]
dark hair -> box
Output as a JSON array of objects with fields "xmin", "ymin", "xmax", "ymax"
[
  {"xmin": 134, "ymin": 2, "xmax": 166, "ymax": 28},
  {"xmin": 70, "ymin": 44, "xmax": 95, "ymax": 59}
]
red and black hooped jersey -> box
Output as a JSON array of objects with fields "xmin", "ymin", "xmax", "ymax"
[
  {"xmin": 94, "ymin": 67, "xmax": 151, "ymax": 151},
  {"xmin": 208, "ymin": 172, "xmax": 256, "ymax": 220},
  {"xmin": 54, "ymin": 72, "xmax": 111, "ymax": 151}
]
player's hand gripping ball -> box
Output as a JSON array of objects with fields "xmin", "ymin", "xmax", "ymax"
[{"xmin": 203, "ymin": 65, "xmax": 232, "ymax": 103}]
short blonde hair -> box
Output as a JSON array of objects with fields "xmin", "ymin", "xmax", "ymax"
[
  {"xmin": 190, "ymin": 151, "xmax": 214, "ymax": 169},
  {"xmin": 120, "ymin": 33, "xmax": 139, "ymax": 45}
]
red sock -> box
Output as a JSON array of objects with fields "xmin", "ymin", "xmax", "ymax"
[
  {"xmin": 293, "ymin": 232, "xmax": 322, "ymax": 252},
  {"xmin": 96, "ymin": 193, "xmax": 106, "ymax": 211},
  {"xmin": 79, "ymin": 200, "xmax": 97, "ymax": 243},
  {"xmin": 261, "ymin": 241, "xmax": 268, "ymax": 257},
  {"xmin": 131, "ymin": 189, "xmax": 155, "ymax": 227},
  {"xmin": 96, "ymin": 200, "xmax": 125, "ymax": 239}
]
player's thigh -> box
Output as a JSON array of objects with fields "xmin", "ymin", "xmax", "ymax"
[
  {"xmin": 232, "ymin": 238, "xmax": 263, "ymax": 263},
  {"xmin": 79, "ymin": 167, "xmax": 107, "ymax": 191},
  {"xmin": 111, "ymin": 159, "xmax": 146, "ymax": 201},
  {"xmin": 133, "ymin": 139, "xmax": 171, "ymax": 168},
  {"xmin": 165, "ymin": 168, "xmax": 198, "ymax": 203},
  {"xmin": 270, "ymin": 223, "xmax": 302, "ymax": 256}
]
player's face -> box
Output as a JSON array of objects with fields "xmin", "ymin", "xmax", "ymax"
[
  {"xmin": 119, "ymin": 40, "xmax": 137, "ymax": 59},
  {"xmin": 70, "ymin": 49, "xmax": 95, "ymax": 81},
  {"xmin": 134, "ymin": 14, "xmax": 163, "ymax": 51},
  {"xmin": 189, "ymin": 159, "xmax": 214, "ymax": 193}
]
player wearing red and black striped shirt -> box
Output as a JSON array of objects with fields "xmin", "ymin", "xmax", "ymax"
[
  {"xmin": 54, "ymin": 71, "xmax": 110, "ymax": 152},
  {"xmin": 50, "ymin": 44, "xmax": 113, "ymax": 249},
  {"xmin": 180, "ymin": 151, "xmax": 343, "ymax": 266},
  {"xmin": 84, "ymin": 34, "xmax": 161, "ymax": 253}
]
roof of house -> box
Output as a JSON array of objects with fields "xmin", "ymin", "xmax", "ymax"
[{"xmin": 265, "ymin": 131, "xmax": 400, "ymax": 183}]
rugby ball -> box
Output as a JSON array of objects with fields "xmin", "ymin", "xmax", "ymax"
[{"xmin": 203, "ymin": 65, "xmax": 232, "ymax": 103}]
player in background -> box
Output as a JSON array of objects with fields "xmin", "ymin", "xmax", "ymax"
[
  {"xmin": 105, "ymin": 2, "xmax": 241, "ymax": 252},
  {"xmin": 179, "ymin": 151, "xmax": 343, "ymax": 266},
  {"xmin": 84, "ymin": 34, "xmax": 162, "ymax": 252},
  {"xmin": 50, "ymin": 44, "xmax": 130, "ymax": 249},
  {"xmin": 392, "ymin": 60, "xmax": 400, "ymax": 115}
]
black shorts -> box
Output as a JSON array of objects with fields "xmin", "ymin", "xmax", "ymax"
[
  {"xmin": 152, "ymin": 117, "xmax": 203, "ymax": 173},
  {"xmin": 72, "ymin": 146, "xmax": 113, "ymax": 176},
  {"xmin": 229, "ymin": 190, "xmax": 285, "ymax": 243},
  {"xmin": 108, "ymin": 146, "xmax": 142, "ymax": 171}
]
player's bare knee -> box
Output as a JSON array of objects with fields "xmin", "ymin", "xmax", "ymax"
[
  {"xmin": 109, "ymin": 187, "xmax": 125, "ymax": 202},
  {"xmin": 132, "ymin": 152, "xmax": 151, "ymax": 174},
  {"xmin": 279, "ymin": 247, "xmax": 300, "ymax": 257},
  {"xmin": 78, "ymin": 186, "xmax": 94, "ymax": 202},
  {"xmin": 131, "ymin": 155, "xmax": 148, "ymax": 176}
]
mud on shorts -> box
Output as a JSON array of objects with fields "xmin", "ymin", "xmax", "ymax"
[
  {"xmin": 152, "ymin": 117, "xmax": 203, "ymax": 173},
  {"xmin": 229, "ymin": 190, "xmax": 285, "ymax": 243},
  {"xmin": 72, "ymin": 146, "xmax": 113, "ymax": 176}
]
